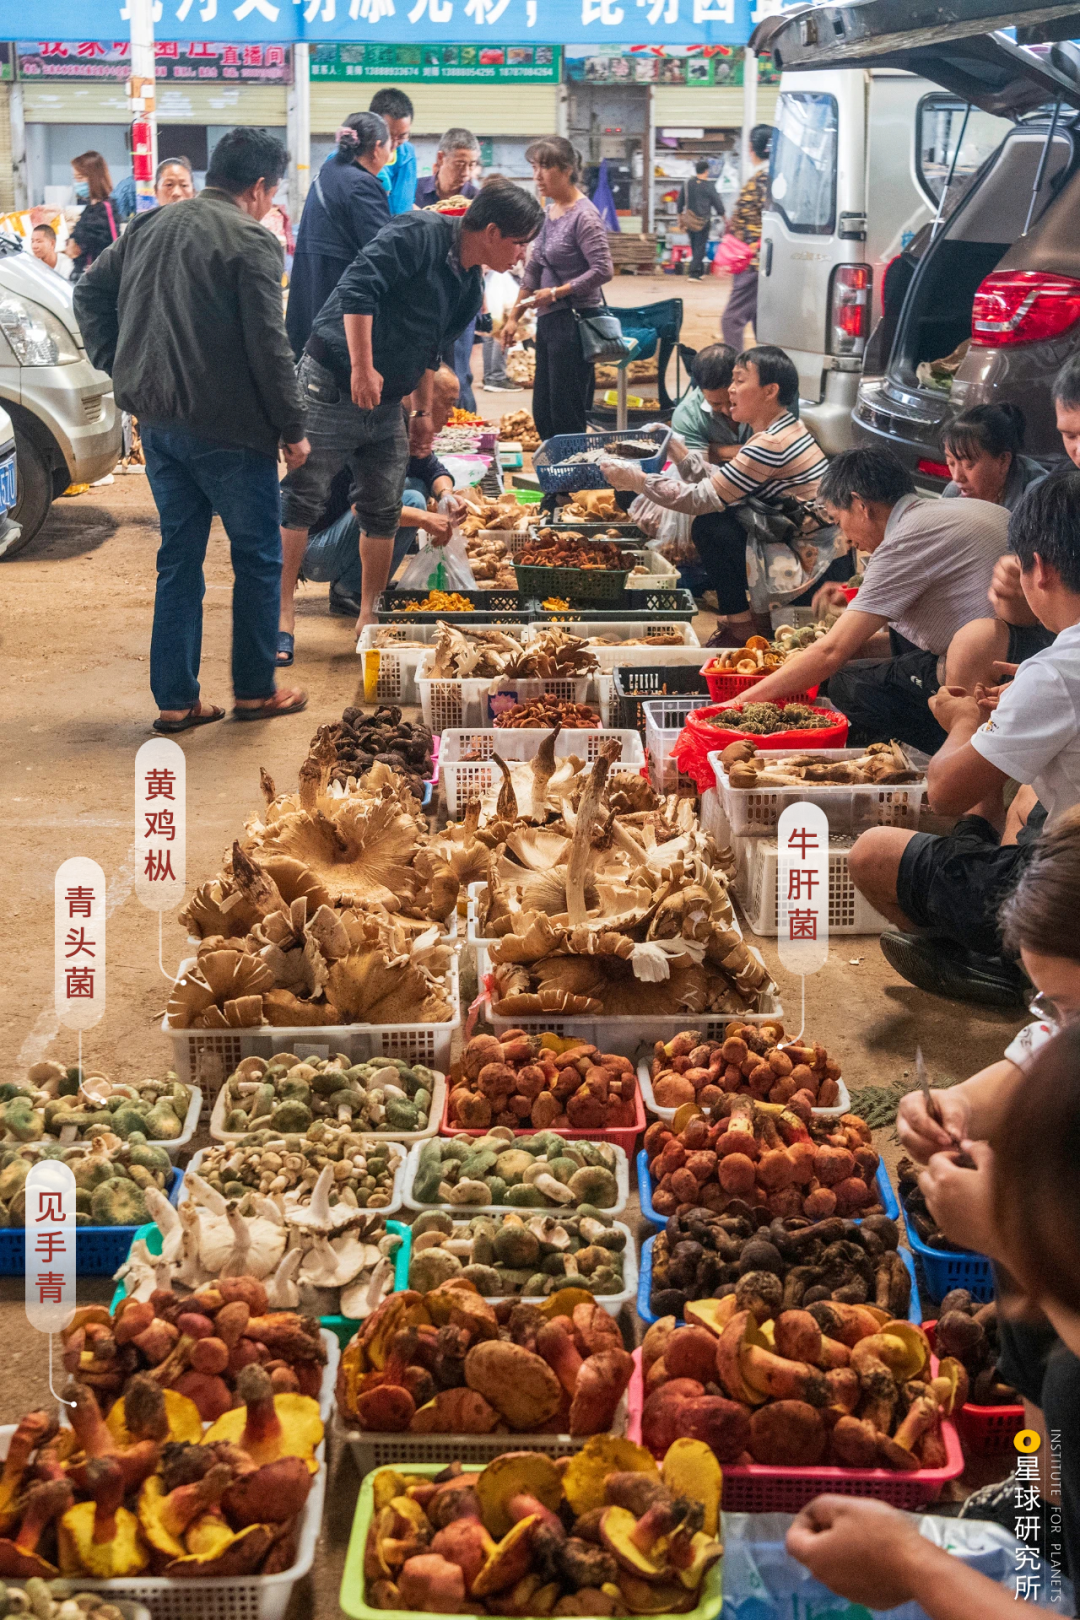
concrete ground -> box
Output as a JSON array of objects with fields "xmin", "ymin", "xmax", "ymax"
[{"xmin": 0, "ymin": 270, "xmax": 1021, "ymax": 1614}]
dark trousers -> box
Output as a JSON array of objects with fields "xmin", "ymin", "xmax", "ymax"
[
  {"xmin": 688, "ymin": 227, "xmax": 710, "ymax": 278},
  {"xmin": 824, "ymin": 648, "xmax": 947, "ymax": 754},
  {"xmin": 142, "ymin": 423, "xmax": 281, "ymax": 711},
  {"xmin": 692, "ymin": 510, "xmax": 752, "ymax": 615},
  {"xmin": 722, "ymin": 266, "xmax": 759, "ymax": 348},
  {"xmin": 532, "ymin": 306, "xmax": 594, "ymax": 441}
]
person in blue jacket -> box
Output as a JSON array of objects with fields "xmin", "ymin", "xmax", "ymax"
[
  {"xmin": 370, "ymin": 87, "xmax": 417, "ymax": 215},
  {"xmin": 286, "ymin": 111, "xmax": 391, "ymax": 359}
]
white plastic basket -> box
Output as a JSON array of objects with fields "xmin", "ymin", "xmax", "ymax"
[
  {"xmin": 196, "ymin": 1129, "xmax": 410, "ymax": 1224},
  {"xmin": 339, "ymin": 1386, "xmax": 631, "ymax": 1476},
  {"xmin": 164, "ymin": 960, "xmax": 461, "ymax": 1091},
  {"xmin": 642, "ymin": 695, "xmax": 709, "ymax": 793},
  {"xmin": 733, "ymin": 834, "xmax": 891, "ymax": 937},
  {"xmin": 49, "ymin": 1086, "xmax": 203, "ymax": 1157},
  {"xmin": 537, "ymin": 621, "xmax": 702, "ymax": 674},
  {"xmin": 0, "ymin": 1424, "xmax": 326, "ymax": 1620},
  {"xmin": 709, "ymin": 746, "xmax": 927, "ymax": 839},
  {"xmin": 637, "ymin": 1058, "xmax": 851, "ymax": 1124},
  {"xmin": 402, "ymin": 1217, "xmax": 637, "ymax": 1319},
  {"xmin": 700, "ymin": 785, "xmax": 730, "ymax": 848},
  {"xmin": 439, "ymin": 728, "xmax": 646, "ymax": 816},
  {"xmin": 400, "ymin": 1138, "xmax": 630, "ymax": 1217},
  {"xmin": 209, "ymin": 1072, "xmax": 445, "ymax": 1152},
  {"xmin": 417, "ymin": 652, "xmax": 596, "ymax": 734},
  {"xmin": 356, "ymin": 623, "xmax": 528, "ymax": 702},
  {"xmin": 477, "ymin": 941, "xmax": 785, "ymax": 1055}
]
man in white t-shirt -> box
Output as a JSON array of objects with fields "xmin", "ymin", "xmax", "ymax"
[{"xmin": 848, "ymin": 467, "xmax": 1080, "ymax": 1005}]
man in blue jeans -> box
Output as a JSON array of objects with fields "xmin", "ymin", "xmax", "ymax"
[
  {"xmin": 74, "ymin": 129, "xmax": 309, "ymax": 733},
  {"xmin": 298, "ymin": 365, "xmax": 464, "ymax": 618}
]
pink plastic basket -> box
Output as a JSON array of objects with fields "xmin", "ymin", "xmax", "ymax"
[
  {"xmin": 440, "ymin": 1083, "xmax": 644, "ymax": 1161},
  {"xmin": 626, "ymin": 1349, "xmax": 964, "ymax": 1512},
  {"xmin": 924, "ymin": 1320, "xmax": 1024, "ymax": 1460}
]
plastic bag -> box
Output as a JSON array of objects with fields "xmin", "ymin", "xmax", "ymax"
[{"xmin": 396, "ymin": 531, "xmax": 476, "ymax": 594}]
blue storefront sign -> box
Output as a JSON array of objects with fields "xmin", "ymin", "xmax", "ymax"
[{"xmin": 0, "ymin": 0, "xmax": 756, "ymax": 48}]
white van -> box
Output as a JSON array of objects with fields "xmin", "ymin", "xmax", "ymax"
[{"xmin": 755, "ymin": 67, "xmax": 1010, "ymax": 453}]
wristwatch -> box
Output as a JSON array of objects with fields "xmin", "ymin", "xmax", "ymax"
[{"xmin": 410, "ymin": 410, "xmax": 429, "ymax": 419}]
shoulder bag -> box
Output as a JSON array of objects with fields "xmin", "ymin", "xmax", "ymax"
[
  {"xmin": 573, "ymin": 290, "xmax": 635, "ymax": 365},
  {"xmin": 677, "ymin": 184, "xmax": 707, "ymax": 234}
]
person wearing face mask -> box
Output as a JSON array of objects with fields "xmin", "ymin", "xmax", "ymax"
[
  {"xmin": 285, "ymin": 112, "xmax": 392, "ymax": 361},
  {"xmin": 74, "ymin": 128, "xmax": 310, "ymax": 733},
  {"xmin": 65, "ymin": 151, "xmax": 118, "ymax": 283}
]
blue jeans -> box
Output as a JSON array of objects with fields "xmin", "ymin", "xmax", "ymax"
[
  {"xmin": 452, "ymin": 320, "xmax": 477, "ymax": 412},
  {"xmin": 303, "ymin": 484, "xmax": 426, "ymax": 596},
  {"xmin": 141, "ymin": 424, "xmax": 282, "ymax": 710}
]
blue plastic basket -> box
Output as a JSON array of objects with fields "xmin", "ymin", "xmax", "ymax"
[
  {"xmin": 533, "ymin": 426, "xmax": 672, "ymax": 494},
  {"xmin": 636, "ymin": 1147, "xmax": 900, "ymax": 1228},
  {"xmin": 638, "ymin": 1233, "xmax": 922, "ymax": 1327},
  {"xmin": 0, "ymin": 1166, "xmax": 183, "ymax": 1278},
  {"xmin": 110, "ymin": 1215, "xmax": 412, "ymax": 1338},
  {"xmin": 903, "ymin": 1214, "xmax": 994, "ymax": 1305}
]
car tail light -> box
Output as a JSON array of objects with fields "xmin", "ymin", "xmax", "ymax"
[
  {"xmin": 972, "ymin": 271, "xmax": 1080, "ymax": 346},
  {"xmin": 828, "ymin": 264, "xmax": 872, "ymax": 356},
  {"xmin": 917, "ymin": 458, "xmax": 951, "ymax": 480}
]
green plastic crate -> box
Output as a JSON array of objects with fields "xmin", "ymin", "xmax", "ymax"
[
  {"xmin": 341, "ymin": 1464, "xmax": 723, "ymax": 1619},
  {"xmin": 513, "ymin": 561, "xmax": 629, "ymax": 602}
]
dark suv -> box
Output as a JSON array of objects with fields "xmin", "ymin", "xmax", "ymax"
[{"xmin": 753, "ymin": 0, "xmax": 1080, "ymax": 486}]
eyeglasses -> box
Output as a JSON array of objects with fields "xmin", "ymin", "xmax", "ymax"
[{"xmin": 1028, "ymin": 990, "xmax": 1070, "ymax": 1027}]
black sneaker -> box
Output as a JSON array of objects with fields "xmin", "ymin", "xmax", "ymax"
[
  {"xmin": 958, "ymin": 1473, "xmax": 1019, "ymax": 1530},
  {"xmin": 328, "ymin": 584, "xmax": 362, "ymax": 618},
  {"xmin": 879, "ymin": 931, "xmax": 1029, "ymax": 1008}
]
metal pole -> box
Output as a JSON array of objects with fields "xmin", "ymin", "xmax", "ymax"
[
  {"xmin": 9, "ymin": 80, "xmax": 26, "ymax": 212},
  {"xmin": 644, "ymin": 83, "xmax": 654, "ymax": 235},
  {"xmin": 740, "ymin": 47, "xmax": 758, "ymax": 184},
  {"xmin": 128, "ymin": 0, "xmax": 157, "ymax": 214},
  {"xmin": 1024, "ymin": 95, "xmax": 1062, "ymax": 237},
  {"xmin": 288, "ymin": 41, "xmax": 311, "ymax": 223},
  {"xmin": 930, "ymin": 102, "xmax": 969, "ymax": 240},
  {"xmin": 616, "ymin": 366, "xmax": 628, "ymax": 432}
]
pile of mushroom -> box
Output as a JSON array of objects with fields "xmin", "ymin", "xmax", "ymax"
[
  {"xmin": 1, "ymin": 1065, "xmax": 192, "ymax": 1145},
  {"xmin": 217, "ymin": 1053, "xmax": 437, "ymax": 1138},
  {"xmin": 0, "ymin": 1136, "xmax": 175, "ymax": 1228},
  {"xmin": 411, "ymin": 1133, "xmax": 620, "ymax": 1213},
  {"xmin": 116, "ymin": 1147, "xmax": 404, "ymax": 1320},
  {"xmin": 407, "ymin": 1209, "xmax": 627, "ymax": 1298}
]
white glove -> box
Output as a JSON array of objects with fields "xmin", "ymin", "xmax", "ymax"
[{"xmin": 600, "ymin": 458, "xmax": 647, "ymax": 493}]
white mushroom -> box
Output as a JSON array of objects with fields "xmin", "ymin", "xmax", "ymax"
[
  {"xmin": 265, "ymin": 1245, "xmax": 303, "ymax": 1309},
  {"xmin": 144, "ymin": 1184, "xmax": 183, "ymax": 1265},
  {"xmin": 283, "ymin": 1163, "xmax": 368, "ymax": 1236}
]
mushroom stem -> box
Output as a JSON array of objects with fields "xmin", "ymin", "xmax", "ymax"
[
  {"xmin": 530, "ymin": 724, "xmax": 561, "ymax": 816},
  {"xmin": 493, "ymin": 755, "xmax": 518, "ymax": 823},
  {"xmin": 564, "ymin": 742, "xmax": 619, "ymax": 926}
]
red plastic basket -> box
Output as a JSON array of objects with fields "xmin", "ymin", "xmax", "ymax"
[
  {"xmin": 924, "ymin": 1320, "xmax": 1024, "ymax": 1460},
  {"xmin": 440, "ymin": 1080, "xmax": 644, "ymax": 1161},
  {"xmin": 701, "ymin": 658, "xmax": 819, "ymax": 705},
  {"xmin": 670, "ymin": 701, "xmax": 849, "ymax": 793},
  {"xmin": 626, "ymin": 1349, "xmax": 963, "ymax": 1512},
  {"xmin": 842, "ymin": 584, "xmax": 860, "ymax": 603}
]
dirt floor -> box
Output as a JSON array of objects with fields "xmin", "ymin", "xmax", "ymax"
[{"xmin": 0, "ymin": 270, "xmax": 1023, "ymax": 1613}]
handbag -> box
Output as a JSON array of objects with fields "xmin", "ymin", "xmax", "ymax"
[
  {"xmin": 713, "ymin": 232, "xmax": 755, "ymax": 275},
  {"xmin": 677, "ymin": 189, "xmax": 708, "ymax": 233},
  {"xmin": 573, "ymin": 292, "xmax": 635, "ymax": 365}
]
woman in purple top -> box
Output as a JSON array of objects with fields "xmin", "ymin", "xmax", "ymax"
[{"xmin": 502, "ymin": 137, "xmax": 613, "ymax": 440}]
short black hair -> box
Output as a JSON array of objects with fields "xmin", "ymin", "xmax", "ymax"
[
  {"xmin": 1053, "ymin": 355, "xmax": 1080, "ymax": 411},
  {"xmin": 462, "ymin": 184, "xmax": 543, "ymax": 241},
  {"xmin": 369, "ymin": 87, "xmax": 413, "ymax": 122},
  {"xmin": 750, "ymin": 123, "xmax": 773, "ymax": 161},
  {"xmin": 943, "ymin": 401, "xmax": 1026, "ymax": 462},
  {"xmin": 33, "ymin": 223, "xmax": 56, "ymax": 242},
  {"xmin": 819, "ymin": 447, "xmax": 916, "ymax": 510},
  {"xmin": 691, "ymin": 342, "xmax": 736, "ymax": 393},
  {"xmin": 736, "ymin": 344, "xmax": 800, "ymax": 412},
  {"xmin": 1009, "ymin": 467, "xmax": 1080, "ymax": 592},
  {"xmin": 694, "ymin": 158, "xmax": 710, "ymax": 174},
  {"xmin": 206, "ymin": 128, "xmax": 287, "ymax": 196}
]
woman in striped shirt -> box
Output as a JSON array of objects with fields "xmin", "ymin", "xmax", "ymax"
[{"xmin": 603, "ymin": 345, "xmax": 832, "ymax": 643}]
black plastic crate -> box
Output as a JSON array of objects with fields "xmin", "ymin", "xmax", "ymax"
[
  {"xmin": 375, "ymin": 590, "xmax": 535, "ymax": 624},
  {"xmin": 612, "ymin": 665, "xmax": 711, "ymax": 737},
  {"xmin": 535, "ymin": 587, "xmax": 697, "ymax": 622}
]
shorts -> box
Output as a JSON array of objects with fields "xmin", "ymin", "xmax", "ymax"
[
  {"xmin": 896, "ymin": 805, "xmax": 1047, "ymax": 956},
  {"xmin": 823, "ymin": 648, "xmax": 944, "ymax": 754},
  {"xmin": 280, "ymin": 354, "xmax": 410, "ymax": 537}
]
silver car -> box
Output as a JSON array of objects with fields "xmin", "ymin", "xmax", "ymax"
[{"xmin": 0, "ymin": 238, "xmax": 120, "ymax": 558}]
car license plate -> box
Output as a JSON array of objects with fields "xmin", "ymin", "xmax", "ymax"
[{"xmin": 0, "ymin": 455, "xmax": 16, "ymax": 513}]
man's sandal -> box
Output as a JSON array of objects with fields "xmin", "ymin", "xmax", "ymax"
[
  {"xmin": 153, "ymin": 703, "xmax": 225, "ymax": 735},
  {"xmin": 232, "ymin": 688, "xmax": 308, "ymax": 722}
]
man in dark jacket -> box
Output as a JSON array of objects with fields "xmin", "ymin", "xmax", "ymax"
[
  {"xmin": 74, "ymin": 128, "xmax": 309, "ymax": 733},
  {"xmin": 279, "ymin": 181, "xmax": 543, "ymax": 637},
  {"xmin": 679, "ymin": 159, "xmax": 724, "ymax": 281}
]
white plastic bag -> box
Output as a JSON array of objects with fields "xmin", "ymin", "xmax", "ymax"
[{"xmin": 396, "ymin": 531, "xmax": 476, "ymax": 594}]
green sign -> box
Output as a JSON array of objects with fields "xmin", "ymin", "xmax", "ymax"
[{"xmin": 310, "ymin": 42, "xmax": 561, "ymax": 83}]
